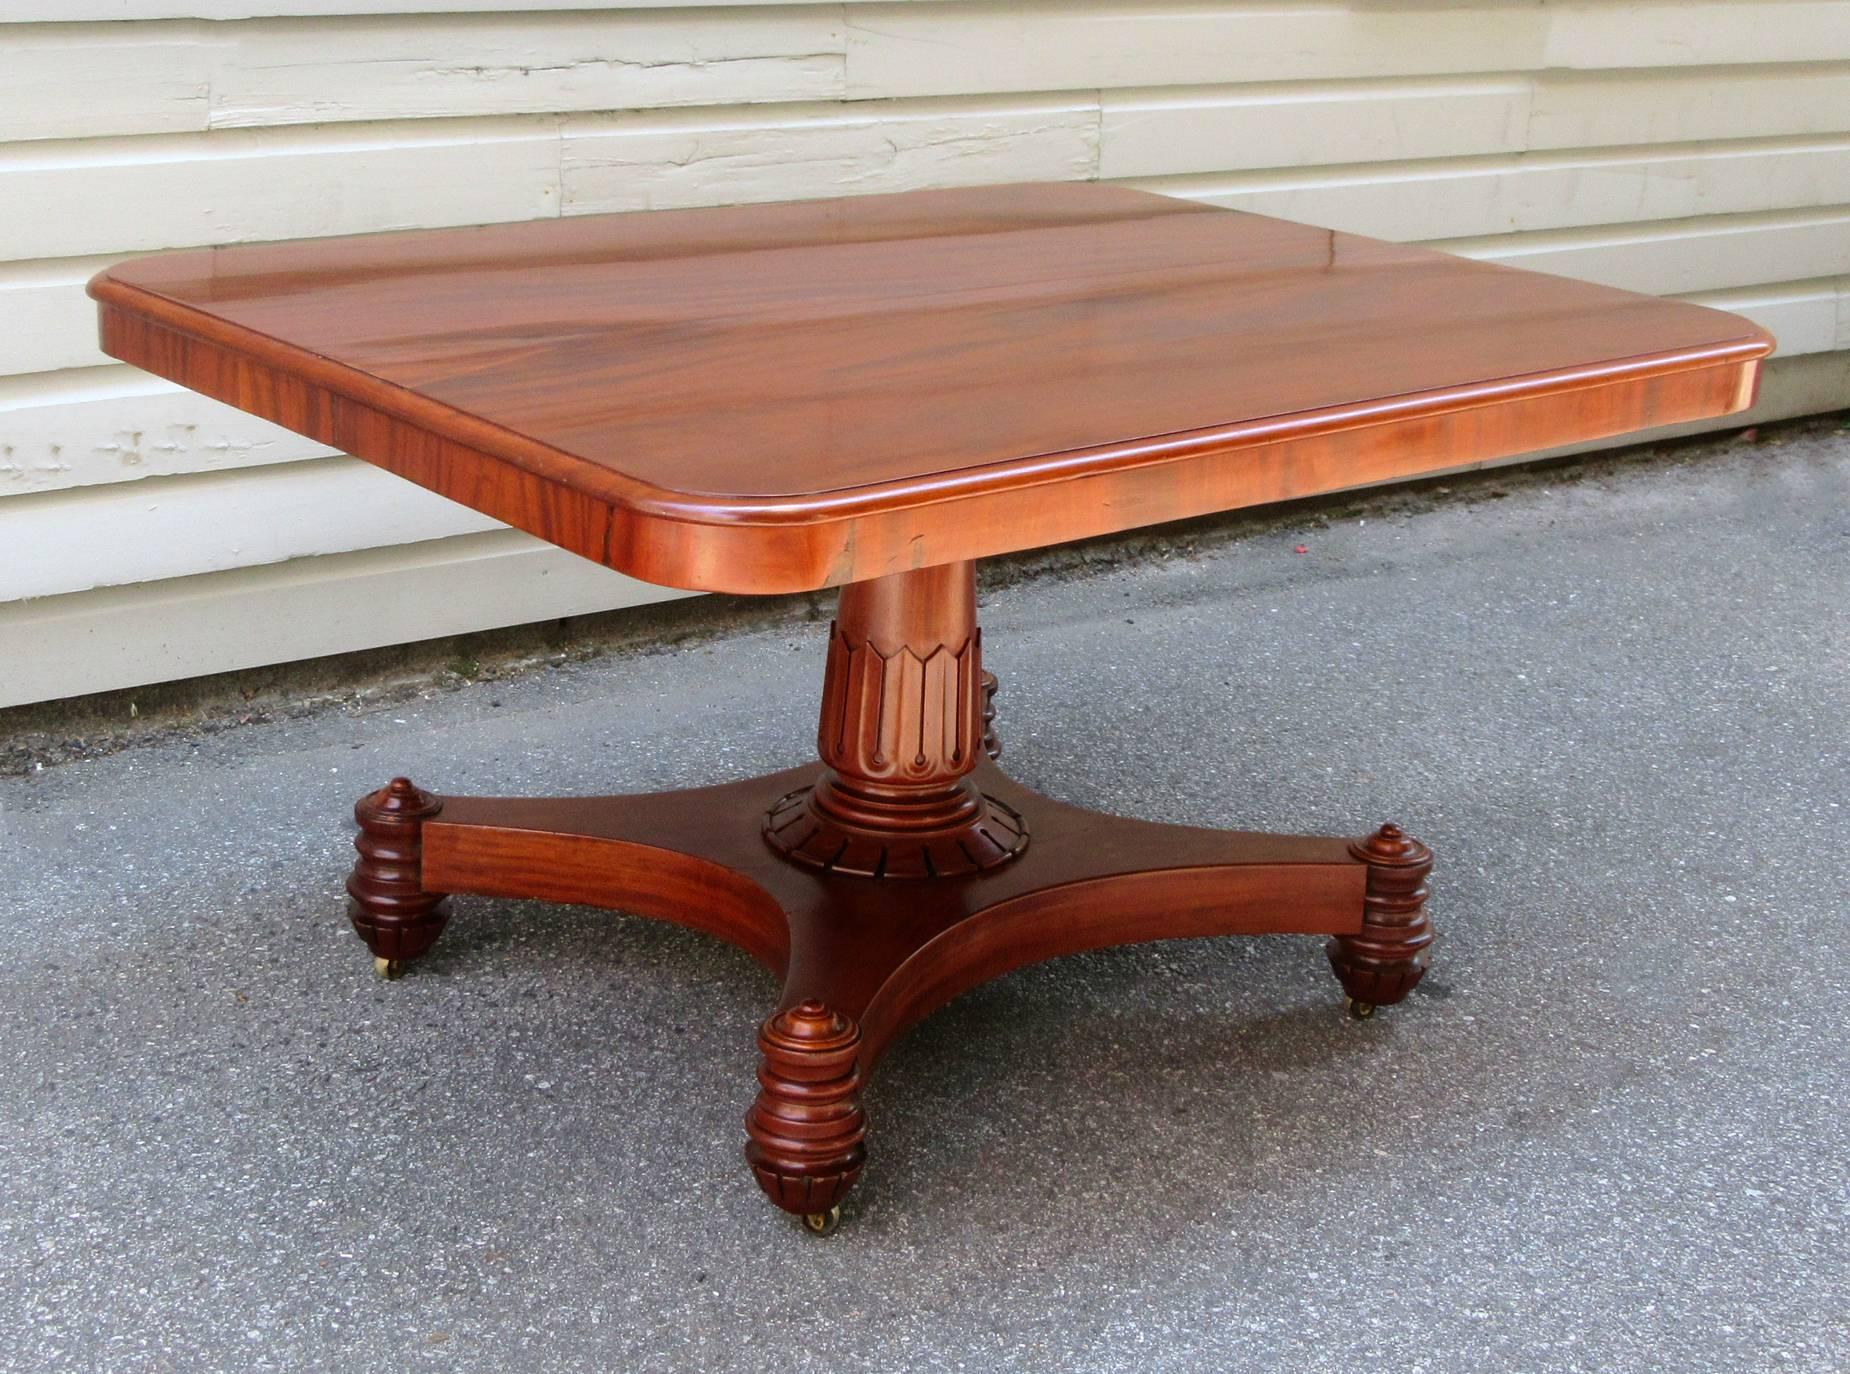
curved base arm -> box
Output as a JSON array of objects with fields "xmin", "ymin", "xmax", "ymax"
[{"xmin": 343, "ymin": 759, "xmax": 1433, "ymax": 1220}]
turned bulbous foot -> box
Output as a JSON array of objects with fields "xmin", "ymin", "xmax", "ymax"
[
  {"xmin": 347, "ymin": 777, "xmax": 450, "ymax": 971},
  {"xmin": 745, "ymin": 1001, "xmax": 868, "ymax": 1218},
  {"xmin": 1328, "ymin": 823, "xmax": 1434, "ymax": 1009}
]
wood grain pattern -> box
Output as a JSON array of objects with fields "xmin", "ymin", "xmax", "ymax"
[
  {"xmin": 764, "ymin": 562, "xmax": 1027, "ymax": 878},
  {"xmin": 744, "ymin": 1001, "xmax": 868, "ymax": 1221},
  {"xmin": 351, "ymin": 755, "xmax": 1386, "ymax": 1216},
  {"xmin": 346, "ymin": 777, "xmax": 450, "ymax": 963},
  {"xmin": 1328, "ymin": 824, "xmax": 1436, "ymax": 1016},
  {"xmin": 328, "ymin": 536, "xmax": 1431, "ymax": 1223},
  {"xmin": 123, "ymin": 180, "xmax": 1788, "ymax": 1225},
  {"xmin": 331, "ymin": 543, "xmax": 1426, "ymax": 1224},
  {"xmin": 90, "ymin": 182, "xmax": 1772, "ymax": 594}
]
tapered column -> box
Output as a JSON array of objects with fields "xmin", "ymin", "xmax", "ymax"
[{"xmin": 763, "ymin": 562, "xmax": 1027, "ymax": 878}]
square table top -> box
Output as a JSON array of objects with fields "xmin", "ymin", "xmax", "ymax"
[{"xmin": 91, "ymin": 182, "xmax": 1772, "ymax": 594}]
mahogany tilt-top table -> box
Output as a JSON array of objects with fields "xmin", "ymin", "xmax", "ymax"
[{"xmin": 91, "ymin": 183, "xmax": 1772, "ymax": 1234}]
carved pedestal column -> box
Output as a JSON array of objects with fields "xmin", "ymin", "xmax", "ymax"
[
  {"xmin": 764, "ymin": 562, "xmax": 1027, "ymax": 878},
  {"xmin": 1327, "ymin": 823, "xmax": 1434, "ymax": 1015}
]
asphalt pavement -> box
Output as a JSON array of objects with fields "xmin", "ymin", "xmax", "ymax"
[{"xmin": 2, "ymin": 423, "xmax": 1846, "ymax": 1372}]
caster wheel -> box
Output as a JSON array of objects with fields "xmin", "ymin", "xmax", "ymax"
[
  {"xmin": 1345, "ymin": 997, "xmax": 1376, "ymax": 1021},
  {"xmin": 374, "ymin": 956, "xmax": 406, "ymax": 981},
  {"xmin": 802, "ymin": 1206, "xmax": 842, "ymax": 1237}
]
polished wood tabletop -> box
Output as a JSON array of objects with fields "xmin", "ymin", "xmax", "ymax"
[{"xmin": 91, "ymin": 182, "xmax": 1771, "ymax": 593}]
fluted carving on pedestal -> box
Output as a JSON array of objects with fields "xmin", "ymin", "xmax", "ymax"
[
  {"xmin": 817, "ymin": 622, "xmax": 984, "ymax": 785},
  {"xmin": 347, "ymin": 777, "xmax": 450, "ymax": 964},
  {"xmin": 764, "ymin": 562, "xmax": 1028, "ymax": 878},
  {"xmin": 1327, "ymin": 823, "xmax": 1434, "ymax": 1009},
  {"xmin": 744, "ymin": 1001, "xmax": 868, "ymax": 1217}
]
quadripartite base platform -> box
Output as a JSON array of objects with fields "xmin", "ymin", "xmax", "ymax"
[{"xmin": 343, "ymin": 562, "xmax": 1434, "ymax": 1234}]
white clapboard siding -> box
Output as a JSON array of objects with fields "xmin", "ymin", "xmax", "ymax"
[
  {"xmin": 210, "ymin": 11, "xmax": 845, "ymax": 128},
  {"xmin": 0, "ymin": 120, "xmax": 559, "ymax": 262},
  {"xmin": 1127, "ymin": 140, "xmax": 1850, "ymax": 244},
  {"xmin": 1101, "ymin": 69, "xmax": 1850, "ymax": 180},
  {"xmin": 1695, "ymin": 290, "xmax": 1845, "ymax": 358},
  {"xmin": 0, "ymin": 255, "xmax": 130, "ymax": 376},
  {"xmin": 842, "ymin": 2, "xmax": 1850, "ymax": 100},
  {"xmin": 0, "ymin": 529, "xmax": 689, "ymax": 711},
  {"xmin": 18, "ymin": 10, "xmax": 1850, "ymax": 147},
  {"xmin": 1541, "ymin": 2, "xmax": 1850, "ymax": 68},
  {"xmin": 4, "ymin": 0, "xmax": 1850, "ymax": 707},
  {"xmin": 845, "ymin": 4, "xmax": 1552, "ymax": 98},
  {"xmin": 0, "ymin": 457, "xmax": 496, "ymax": 600},
  {"xmin": 1686, "ymin": 281, "xmax": 1850, "ymax": 358},
  {"xmin": 1437, "ymin": 209, "xmax": 1850, "ymax": 298},
  {"xmin": 0, "ymin": 25, "xmax": 211, "ymax": 142},
  {"xmin": 1526, "ymin": 66, "xmax": 1850, "ymax": 152},
  {"xmin": 1, "ymin": 368, "xmax": 334, "ymax": 496},
  {"xmin": 15, "ymin": 0, "xmax": 1850, "ymax": 47},
  {"xmin": 0, "ymin": 1, "xmax": 831, "ymax": 17},
  {"xmin": 1, "ymin": 14, "xmax": 842, "ymax": 143},
  {"xmin": 561, "ymin": 98, "xmax": 1099, "ymax": 213},
  {"xmin": 1100, "ymin": 79, "xmax": 1533, "ymax": 180}
]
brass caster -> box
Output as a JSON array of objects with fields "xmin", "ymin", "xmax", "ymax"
[
  {"xmin": 802, "ymin": 1206, "xmax": 842, "ymax": 1237},
  {"xmin": 374, "ymin": 956, "xmax": 406, "ymax": 981},
  {"xmin": 1345, "ymin": 997, "xmax": 1376, "ymax": 1021}
]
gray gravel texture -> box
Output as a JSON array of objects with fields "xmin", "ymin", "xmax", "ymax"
[{"xmin": 2, "ymin": 428, "xmax": 1847, "ymax": 1373}]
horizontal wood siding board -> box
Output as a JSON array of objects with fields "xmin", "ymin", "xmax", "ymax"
[
  {"xmin": 0, "ymin": 366, "xmax": 335, "ymax": 497},
  {"xmin": 5, "ymin": 130, "xmax": 1844, "ymax": 276},
  {"xmin": 0, "ymin": 121, "xmax": 562, "ymax": 263},
  {"xmin": 2, "ymin": 1, "xmax": 854, "ymax": 17},
  {"xmin": 1434, "ymin": 209, "xmax": 1850, "ymax": 297},
  {"xmin": 1123, "ymin": 141, "xmax": 1850, "ymax": 242},
  {"xmin": 1101, "ymin": 70, "xmax": 1850, "ymax": 179},
  {"xmin": 0, "ymin": 26, "xmax": 212, "ymax": 142},
  {"xmin": 0, "ymin": 456, "xmax": 501, "ymax": 601},
  {"xmin": 0, "ymin": 257, "xmax": 129, "ymax": 376},
  {"xmin": 1541, "ymin": 2, "xmax": 1850, "ymax": 69},
  {"xmin": 11, "ymin": 66, "xmax": 1847, "ymax": 241},
  {"xmin": 846, "ymin": 4, "xmax": 1547, "ymax": 96},
  {"xmin": 1683, "ymin": 282, "xmax": 1848, "ymax": 357},
  {"xmin": 15, "ymin": 0, "xmax": 1850, "ymax": 44},
  {"xmin": 210, "ymin": 11, "xmax": 845, "ymax": 129},
  {"xmin": 560, "ymin": 100, "xmax": 1099, "ymax": 213},
  {"xmin": 843, "ymin": 3, "xmax": 1850, "ymax": 99},
  {"xmin": 1100, "ymin": 78, "xmax": 1533, "ymax": 180},
  {"xmin": 0, "ymin": 528, "xmax": 689, "ymax": 710},
  {"xmin": 10, "ymin": 14, "xmax": 1850, "ymax": 143},
  {"xmin": 1527, "ymin": 65, "xmax": 1850, "ymax": 151}
]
